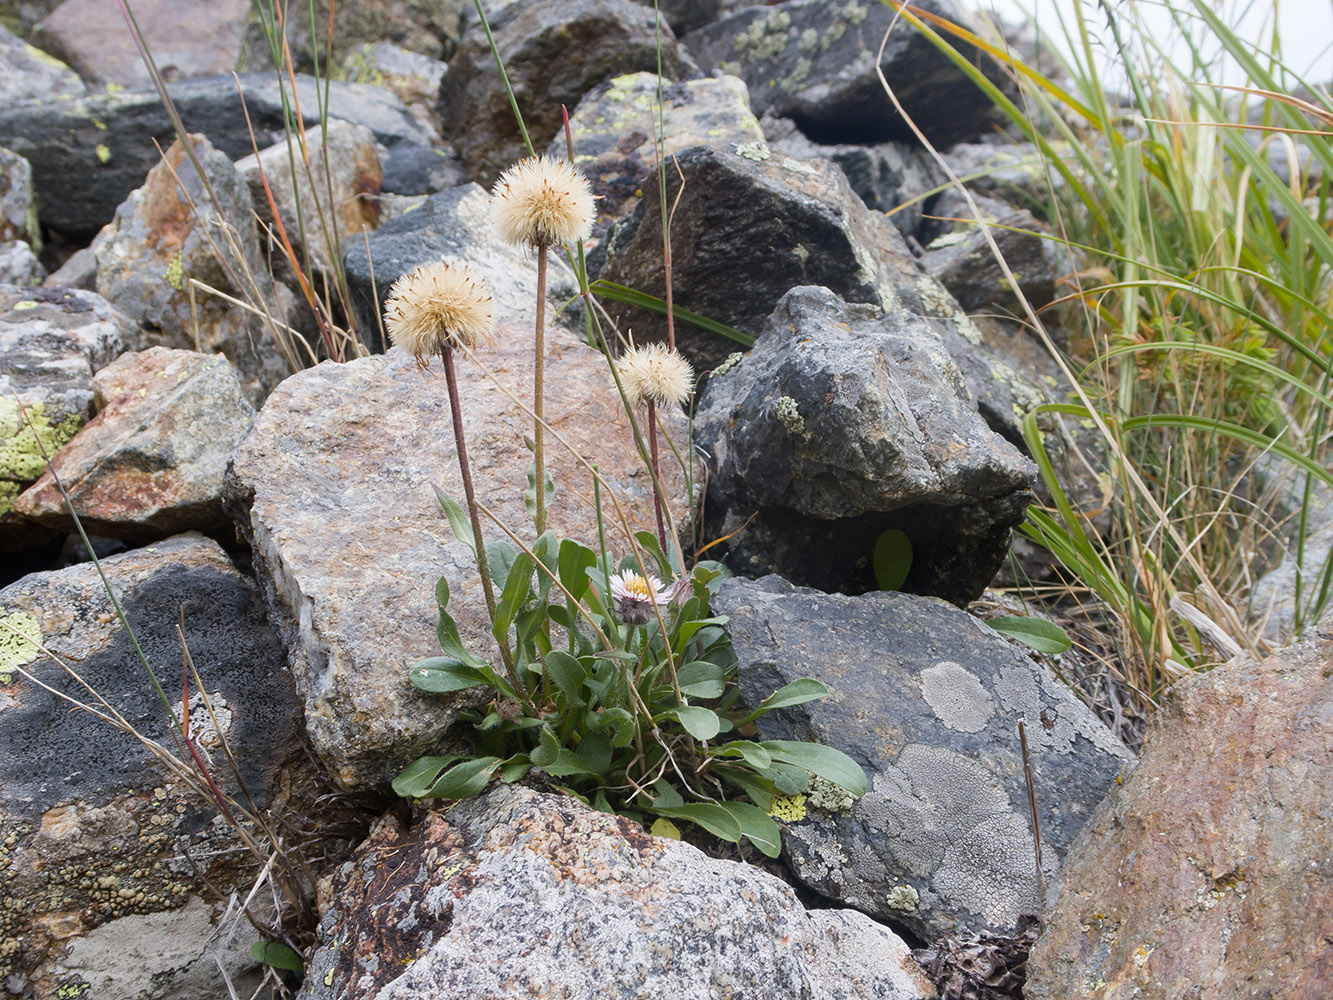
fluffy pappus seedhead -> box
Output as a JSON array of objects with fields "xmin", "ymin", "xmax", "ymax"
[
  {"xmin": 491, "ymin": 155, "xmax": 595, "ymax": 249},
  {"xmin": 617, "ymin": 342, "xmax": 695, "ymax": 410},
  {"xmin": 384, "ymin": 259, "xmax": 497, "ymax": 357}
]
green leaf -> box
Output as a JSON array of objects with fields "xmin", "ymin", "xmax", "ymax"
[
  {"xmin": 589, "ymin": 707, "xmax": 636, "ymax": 747},
  {"xmin": 762, "ymin": 741, "xmax": 868, "ymax": 797},
  {"xmin": 486, "ymin": 540, "xmax": 519, "ymax": 591},
  {"xmin": 714, "ymin": 740, "xmax": 772, "ymax": 771},
  {"xmin": 575, "ymin": 731, "xmax": 613, "ymax": 776},
  {"xmin": 988, "ymin": 616, "xmax": 1073, "ymax": 654},
  {"xmin": 493, "ymin": 551, "xmax": 535, "ymax": 642},
  {"xmin": 668, "ymin": 706, "xmax": 722, "ymax": 741},
  {"xmin": 250, "ymin": 941, "xmax": 303, "ymax": 974},
  {"xmin": 720, "ymin": 768, "xmax": 775, "ymax": 812},
  {"xmin": 769, "ymin": 760, "xmax": 810, "ymax": 795},
  {"xmin": 720, "ymin": 801, "xmax": 783, "ymax": 858},
  {"xmin": 652, "ymin": 802, "xmax": 743, "ymax": 844},
  {"xmin": 873, "ymin": 528, "xmax": 913, "ymax": 591},
  {"xmin": 740, "ymin": 678, "xmax": 830, "ymax": 724},
  {"xmin": 558, "ymin": 539, "xmax": 596, "ymax": 603},
  {"xmin": 392, "ymin": 754, "xmax": 465, "ymax": 798},
  {"xmin": 525, "ymin": 457, "xmax": 555, "ymax": 519},
  {"xmin": 424, "ymin": 756, "xmax": 501, "ymax": 799},
  {"xmin": 538, "ymin": 747, "xmax": 600, "ymax": 778},
  {"xmin": 544, "ymin": 649, "xmax": 588, "ymax": 708},
  {"xmin": 529, "ymin": 725, "xmax": 561, "ymax": 767},
  {"xmin": 499, "ymin": 754, "xmax": 531, "ymax": 783},
  {"xmin": 590, "ymin": 280, "xmax": 754, "ymax": 347},
  {"xmin": 433, "ymin": 577, "xmax": 487, "ymax": 668},
  {"xmin": 431, "ymin": 482, "xmax": 475, "ymax": 555},
  {"xmin": 633, "ymin": 529, "xmax": 674, "ymax": 577},
  {"xmin": 409, "ymin": 657, "xmax": 490, "ymax": 693},
  {"xmin": 650, "ymin": 816, "xmax": 682, "ymax": 840},
  {"xmin": 532, "ymin": 531, "xmax": 559, "ymax": 603},
  {"xmin": 676, "ymin": 660, "xmax": 726, "ymax": 699},
  {"xmin": 674, "ymin": 616, "xmax": 729, "ymax": 651}
]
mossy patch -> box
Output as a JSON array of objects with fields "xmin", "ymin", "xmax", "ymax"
[{"xmin": 0, "ymin": 399, "xmax": 82, "ymax": 514}]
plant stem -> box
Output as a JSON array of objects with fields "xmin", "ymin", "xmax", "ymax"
[
  {"xmin": 441, "ymin": 347, "xmax": 520, "ymax": 695},
  {"xmin": 534, "ymin": 244, "xmax": 548, "ymax": 536},
  {"xmin": 647, "ymin": 400, "xmax": 667, "ymax": 553}
]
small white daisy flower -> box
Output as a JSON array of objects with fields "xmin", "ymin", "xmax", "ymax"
[{"xmin": 608, "ymin": 570, "xmax": 677, "ymax": 625}]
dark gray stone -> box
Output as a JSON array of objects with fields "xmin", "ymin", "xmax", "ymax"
[
  {"xmin": 298, "ymin": 785, "xmax": 935, "ymax": 1000},
  {"xmin": 439, "ymin": 0, "xmax": 694, "ymax": 184},
  {"xmin": 695, "ymin": 285, "xmax": 1035, "ymax": 604},
  {"xmin": 0, "ymin": 72, "xmax": 434, "ymax": 242},
  {"xmin": 683, "ymin": 0, "xmax": 1011, "ymax": 147},
  {"xmin": 715, "ymin": 574, "xmax": 1131, "ymax": 942}
]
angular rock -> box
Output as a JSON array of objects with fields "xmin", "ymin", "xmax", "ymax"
[
  {"xmin": 696, "ymin": 286, "xmax": 1035, "ymax": 603},
  {"xmin": 342, "ymin": 40, "xmax": 447, "ymax": 115},
  {"xmin": 0, "ymin": 533, "xmax": 302, "ymax": 990},
  {"xmin": 555, "ymin": 71, "xmax": 764, "ymax": 229},
  {"xmin": 942, "ymin": 139, "xmax": 1063, "ymax": 210},
  {"xmin": 0, "ymin": 72, "xmax": 433, "ymax": 242},
  {"xmin": 919, "ymin": 188, "xmax": 1068, "ymax": 314},
  {"xmin": 236, "ymin": 119, "xmax": 384, "ymax": 276},
  {"xmin": 0, "ymin": 285, "xmax": 129, "ymax": 549},
  {"xmin": 0, "ymin": 240, "xmax": 42, "ymax": 284},
  {"xmin": 0, "ymin": 145, "xmax": 38, "ymax": 246},
  {"xmin": 682, "ymin": 0, "xmax": 1008, "ymax": 147},
  {"xmin": 1025, "ymin": 626, "xmax": 1333, "ymax": 1000},
  {"xmin": 33, "ymin": 0, "xmax": 249, "ymax": 86},
  {"xmin": 225, "ymin": 328, "xmax": 692, "ymax": 790},
  {"xmin": 15, "ymin": 347, "xmax": 255, "ymax": 541},
  {"xmin": 342, "ymin": 182, "xmax": 565, "ymax": 352},
  {"xmin": 95, "ymin": 134, "xmax": 296, "ymax": 404},
  {"xmin": 440, "ymin": 0, "xmax": 693, "ymax": 184},
  {"xmin": 595, "ymin": 141, "xmax": 978, "ymax": 373},
  {"xmin": 299, "ymin": 784, "xmax": 936, "ymax": 1000},
  {"xmin": 715, "ymin": 575, "xmax": 1131, "ymax": 942},
  {"xmin": 630, "ymin": 0, "xmax": 750, "ymax": 36},
  {"xmin": 0, "ymin": 21, "xmax": 85, "ymax": 104}
]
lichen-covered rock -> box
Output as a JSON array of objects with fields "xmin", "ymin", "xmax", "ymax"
[
  {"xmin": 225, "ymin": 328, "xmax": 692, "ymax": 791},
  {"xmin": 555, "ymin": 71, "xmax": 764, "ymax": 229},
  {"xmin": 439, "ymin": 0, "xmax": 693, "ymax": 184},
  {"xmin": 33, "ymin": 0, "xmax": 250, "ymax": 86},
  {"xmin": 236, "ymin": 119, "xmax": 384, "ymax": 276},
  {"xmin": 0, "ymin": 21, "xmax": 85, "ymax": 104},
  {"xmin": 15, "ymin": 347, "xmax": 255, "ymax": 541},
  {"xmin": 714, "ymin": 575, "xmax": 1131, "ymax": 942},
  {"xmin": 0, "ymin": 144, "xmax": 39, "ymax": 247},
  {"xmin": 682, "ymin": 0, "xmax": 1009, "ymax": 147},
  {"xmin": 0, "ymin": 240, "xmax": 42, "ymax": 284},
  {"xmin": 0, "ymin": 533, "xmax": 301, "ymax": 992},
  {"xmin": 1025, "ymin": 624, "xmax": 1333, "ymax": 1000},
  {"xmin": 0, "ymin": 285, "xmax": 129, "ymax": 549},
  {"xmin": 695, "ymin": 286, "xmax": 1035, "ymax": 603},
  {"xmin": 0, "ymin": 72, "xmax": 432, "ymax": 242},
  {"xmin": 95, "ymin": 134, "xmax": 295, "ymax": 404},
  {"xmin": 299, "ymin": 784, "xmax": 936, "ymax": 1000}
]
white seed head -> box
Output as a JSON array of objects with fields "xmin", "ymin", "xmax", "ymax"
[
  {"xmin": 617, "ymin": 342, "xmax": 695, "ymax": 409},
  {"xmin": 491, "ymin": 155, "xmax": 595, "ymax": 249},
  {"xmin": 384, "ymin": 259, "xmax": 496, "ymax": 357}
]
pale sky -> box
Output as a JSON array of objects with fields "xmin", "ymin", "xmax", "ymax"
[{"xmin": 979, "ymin": 0, "xmax": 1333, "ymax": 89}]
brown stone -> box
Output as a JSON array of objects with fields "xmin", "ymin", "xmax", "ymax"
[{"xmin": 1026, "ymin": 626, "xmax": 1333, "ymax": 1000}]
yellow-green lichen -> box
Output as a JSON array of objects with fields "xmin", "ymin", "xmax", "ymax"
[
  {"xmin": 11, "ymin": 300, "xmax": 37, "ymax": 311},
  {"xmin": 712, "ymin": 352, "xmax": 745, "ymax": 378},
  {"xmin": 733, "ymin": 11, "xmax": 791, "ymax": 61},
  {"xmin": 0, "ymin": 609, "xmax": 41, "ymax": 684},
  {"xmin": 0, "ymin": 399, "xmax": 82, "ymax": 513},
  {"xmin": 734, "ymin": 140, "xmax": 770, "ymax": 162},
  {"xmin": 773, "ymin": 395, "xmax": 805, "ymax": 435},
  {"xmin": 95, "ymin": 143, "xmax": 111, "ymax": 165},
  {"xmin": 165, "ymin": 251, "xmax": 185, "ymax": 291},
  {"xmin": 769, "ymin": 793, "xmax": 806, "ymax": 821},
  {"xmin": 886, "ymin": 884, "xmax": 920, "ymax": 911},
  {"xmin": 806, "ymin": 775, "xmax": 857, "ymax": 813}
]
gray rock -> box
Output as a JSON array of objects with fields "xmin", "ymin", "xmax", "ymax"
[
  {"xmin": 595, "ymin": 142, "xmax": 968, "ymax": 372},
  {"xmin": 1249, "ymin": 468, "xmax": 1333, "ymax": 640},
  {"xmin": 299, "ymin": 785, "xmax": 936, "ymax": 1000},
  {"xmin": 919, "ymin": 188, "xmax": 1068, "ymax": 315},
  {"xmin": 342, "ymin": 40, "xmax": 447, "ymax": 115},
  {"xmin": 0, "ymin": 240, "xmax": 42, "ymax": 284},
  {"xmin": 941, "ymin": 140, "xmax": 1063, "ymax": 209},
  {"xmin": 0, "ymin": 284, "xmax": 129, "ymax": 550},
  {"xmin": 714, "ymin": 575, "xmax": 1131, "ymax": 942},
  {"xmin": 763, "ymin": 113, "xmax": 944, "ymax": 233},
  {"xmin": 225, "ymin": 331, "xmax": 692, "ymax": 791},
  {"xmin": 440, "ymin": 0, "xmax": 694, "ymax": 184},
  {"xmin": 0, "ymin": 533, "xmax": 301, "ymax": 988},
  {"xmin": 94, "ymin": 134, "xmax": 296, "ymax": 405},
  {"xmin": 0, "ymin": 145, "xmax": 38, "ymax": 246},
  {"xmin": 15, "ymin": 347, "xmax": 254, "ymax": 541},
  {"xmin": 0, "ymin": 21, "xmax": 85, "ymax": 104},
  {"xmin": 695, "ymin": 285, "xmax": 1035, "ymax": 603},
  {"xmin": 342, "ymin": 182, "xmax": 565, "ymax": 352},
  {"xmin": 0, "ymin": 72, "xmax": 434, "ymax": 242},
  {"xmin": 32, "ymin": 0, "xmax": 249, "ymax": 87},
  {"xmin": 629, "ymin": 0, "xmax": 750, "ymax": 36},
  {"xmin": 682, "ymin": 0, "xmax": 1009, "ymax": 147},
  {"xmin": 556, "ymin": 71, "xmax": 764, "ymax": 230},
  {"xmin": 236, "ymin": 119, "xmax": 384, "ymax": 277}
]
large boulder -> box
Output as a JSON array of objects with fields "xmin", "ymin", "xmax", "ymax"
[
  {"xmin": 15, "ymin": 347, "xmax": 255, "ymax": 541},
  {"xmin": 0, "ymin": 285, "xmax": 129, "ymax": 550},
  {"xmin": 0, "ymin": 533, "xmax": 302, "ymax": 995},
  {"xmin": 715, "ymin": 575, "xmax": 1130, "ymax": 942},
  {"xmin": 225, "ymin": 328, "xmax": 693, "ymax": 791},
  {"xmin": 682, "ymin": 0, "xmax": 1009, "ymax": 147},
  {"xmin": 0, "ymin": 21, "xmax": 85, "ymax": 104},
  {"xmin": 94, "ymin": 134, "xmax": 296, "ymax": 404},
  {"xmin": 439, "ymin": 0, "xmax": 693, "ymax": 184},
  {"xmin": 1026, "ymin": 625, "xmax": 1333, "ymax": 999},
  {"xmin": 299, "ymin": 784, "xmax": 936, "ymax": 1000},
  {"xmin": 695, "ymin": 286, "xmax": 1035, "ymax": 604}
]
